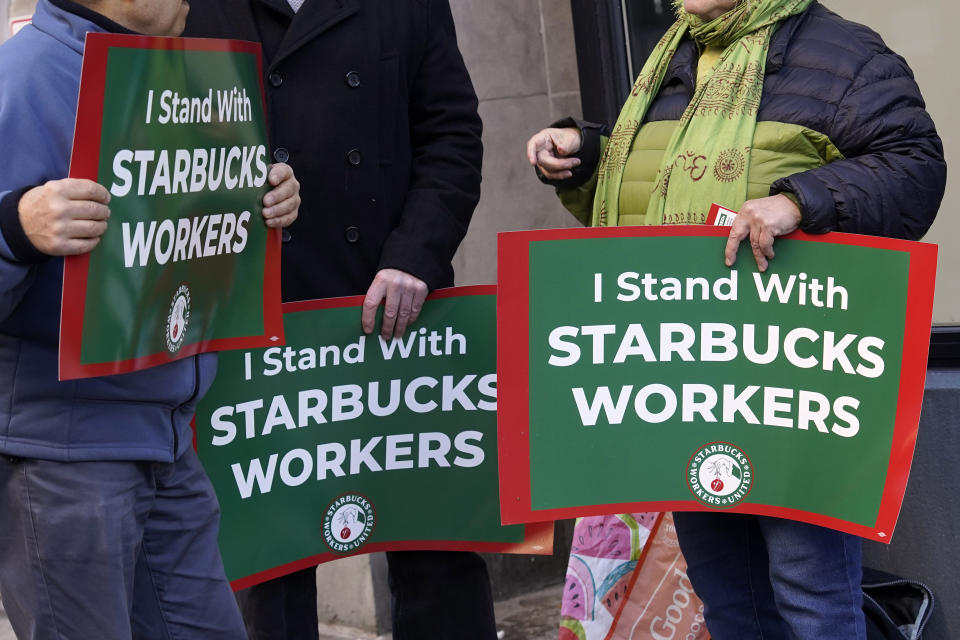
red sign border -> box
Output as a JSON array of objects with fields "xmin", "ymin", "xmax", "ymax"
[
  {"xmin": 60, "ymin": 33, "xmax": 282, "ymax": 380},
  {"xmin": 497, "ymin": 225, "xmax": 937, "ymax": 543},
  {"xmin": 195, "ymin": 286, "xmax": 554, "ymax": 590}
]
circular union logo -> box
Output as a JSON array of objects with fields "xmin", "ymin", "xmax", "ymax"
[
  {"xmin": 686, "ymin": 441, "xmax": 753, "ymax": 509},
  {"xmin": 322, "ymin": 493, "xmax": 376, "ymax": 554},
  {"xmin": 165, "ymin": 284, "xmax": 191, "ymax": 354}
]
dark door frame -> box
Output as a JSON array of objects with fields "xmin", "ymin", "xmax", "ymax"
[{"xmin": 569, "ymin": 0, "xmax": 631, "ymax": 127}]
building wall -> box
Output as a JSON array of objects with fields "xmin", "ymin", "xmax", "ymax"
[
  {"xmin": 2, "ymin": 0, "xmax": 34, "ymax": 41},
  {"xmin": 446, "ymin": 0, "xmax": 585, "ymax": 601},
  {"xmin": 823, "ymin": 1, "xmax": 959, "ymax": 325},
  {"xmin": 0, "ymin": 0, "xmax": 9, "ymax": 41},
  {"xmin": 449, "ymin": 0, "xmax": 583, "ymax": 288}
]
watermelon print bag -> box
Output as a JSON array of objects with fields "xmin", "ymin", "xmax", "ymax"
[{"xmin": 560, "ymin": 512, "xmax": 710, "ymax": 640}]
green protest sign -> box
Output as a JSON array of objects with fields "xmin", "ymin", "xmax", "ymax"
[
  {"xmin": 497, "ymin": 226, "xmax": 936, "ymax": 542},
  {"xmin": 194, "ymin": 287, "xmax": 553, "ymax": 589},
  {"xmin": 61, "ymin": 33, "xmax": 282, "ymax": 380}
]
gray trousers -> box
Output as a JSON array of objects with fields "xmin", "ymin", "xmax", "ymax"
[{"xmin": 0, "ymin": 449, "xmax": 246, "ymax": 639}]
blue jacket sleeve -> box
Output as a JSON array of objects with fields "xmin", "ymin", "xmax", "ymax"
[
  {"xmin": 772, "ymin": 48, "xmax": 946, "ymax": 240},
  {"xmin": 0, "ymin": 192, "xmax": 39, "ymax": 323},
  {"xmin": 0, "ymin": 42, "xmax": 69, "ymax": 321}
]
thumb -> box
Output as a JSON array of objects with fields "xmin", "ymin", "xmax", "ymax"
[{"xmin": 553, "ymin": 134, "xmax": 568, "ymax": 157}]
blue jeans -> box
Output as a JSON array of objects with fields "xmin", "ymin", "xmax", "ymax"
[
  {"xmin": 673, "ymin": 512, "xmax": 866, "ymax": 640},
  {"xmin": 0, "ymin": 450, "xmax": 245, "ymax": 640},
  {"xmin": 239, "ymin": 551, "xmax": 497, "ymax": 639}
]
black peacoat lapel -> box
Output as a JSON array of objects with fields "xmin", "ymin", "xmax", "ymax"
[{"xmin": 254, "ymin": 0, "xmax": 360, "ymax": 70}]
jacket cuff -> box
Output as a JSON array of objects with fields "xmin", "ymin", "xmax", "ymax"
[
  {"xmin": 0, "ymin": 187, "xmax": 48, "ymax": 263},
  {"xmin": 376, "ymin": 252, "xmax": 451, "ymax": 293},
  {"xmin": 536, "ymin": 117, "xmax": 609, "ymax": 189},
  {"xmin": 778, "ymin": 191, "xmax": 801, "ymax": 210},
  {"xmin": 771, "ymin": 173, "xmax": 837, "ymax": 234}
]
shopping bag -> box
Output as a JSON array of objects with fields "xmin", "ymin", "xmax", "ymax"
[{"xmin": 560, "ymin": 512, "xmax": 709, "ymax": 640}]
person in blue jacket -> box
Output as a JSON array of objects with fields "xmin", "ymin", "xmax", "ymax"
[{"xmin": 0, "ymin": 0, "xmax": 300, "ymax": 637}]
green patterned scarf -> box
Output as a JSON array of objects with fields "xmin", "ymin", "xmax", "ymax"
[{"xmin": 592, "ymin": 0, "xmax": 812, "ymax": 227}]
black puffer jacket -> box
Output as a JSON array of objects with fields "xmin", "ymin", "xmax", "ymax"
[{"xmin": 570, "ymin": 2, "xmax": 946, "ymax": 239}]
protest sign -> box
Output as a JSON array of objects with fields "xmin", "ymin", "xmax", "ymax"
[
  {"xmin": 62, "ymin": 33, "xmax": 281, "ymax": 379},
  {"xmin": 194, "ymin": 286, "xmax": 553, "ymax": 588},
  {"xmin": 498, "ymin": 226, "xmax": 936, "ymax": 541}
]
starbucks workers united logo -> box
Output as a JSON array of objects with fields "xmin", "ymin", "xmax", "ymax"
[
  {"xmin": 687, "ymin": 442, "xmax": 753, "ymax": 508},
  {"xmin": 165, "ymin": 284, "xmax": 191, "ymax": 354},
  {"xmin": 323, "ymin": 493, "xmax": 376, "ymax": 553}
]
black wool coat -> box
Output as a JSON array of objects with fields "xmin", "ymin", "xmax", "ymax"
[{"xmin": 184, "ymin": 0, "xmax": 483, "ymax": 301}]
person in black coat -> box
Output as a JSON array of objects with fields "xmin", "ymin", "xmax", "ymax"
[{"xmin": 184, "ymin": 1, "xmax": 492, "ymax": 638}]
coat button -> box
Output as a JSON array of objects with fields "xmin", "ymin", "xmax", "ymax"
[
  {"xmin": 274, "ymin": 147, "xmax": 289, "ymax": 163},
  {"xmin": 345, "ymin": 226, "xmax": 361, "ymax": 243},
  {"xmin": 282, "ymin": 229, "xmax": 292, "ymax": 243},
  {"xmin": 269, "ymin": 72, "xmax": 283, "ymax": 87},
  {"xmin": 345, "ymin": 71, "xmax": 361, "ymax": 88},
  {"xmin": 346, "ymin": 149, "xmax": 362, "ymax": 166}
]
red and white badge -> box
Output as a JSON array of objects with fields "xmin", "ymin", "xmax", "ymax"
[{"xmin": 706, "ymin": 203, "xmax": 738, "ymax": 226}]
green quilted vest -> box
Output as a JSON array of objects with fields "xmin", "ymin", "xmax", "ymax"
[{"xmin": 559, "ymin": 120, "xmax": 844, "ymax": 226}]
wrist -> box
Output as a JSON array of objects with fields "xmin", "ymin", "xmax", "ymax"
[
  {"xmin": 538, "ymin": 118, "xmax": 605, "ymax": 188},
  {"xmin": 0, "ymin": 186, "xmax": 48, "ymax": 263}
]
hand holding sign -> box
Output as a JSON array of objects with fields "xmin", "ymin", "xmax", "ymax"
[
  {"xmin": 724, "ymin": 194, "xmax": 802, "ymax": 272},
  {"xmin": 19, "ymin": 178, "xmax": 111, "ymax": 256},
  {"xmin": 61, "ymin": 34, "xmax": 286, "ymax": 379},
  {"xmin": 261, "ymin": 163, "xmax": 300, "ymax": 229},
  {"xmin": 362, "ymin": 268, "xmax": 429, "ymax": 340},
  {"xmin": 195, "ymin": 288, "xmax": 553, "ymax": 587},
  {"xmin": 497, "ymin": 226, "xmax": 937, "ymax": 542}
]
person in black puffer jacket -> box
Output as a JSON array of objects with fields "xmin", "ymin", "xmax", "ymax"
[{"xmin": 527, "ymin": 1, "xmax": 945, "ymax": 639}]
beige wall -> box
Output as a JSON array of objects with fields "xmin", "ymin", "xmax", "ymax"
[
  {"xmin": 2, "ymin": 0, "xmax": 34, "ymax": 40},
  {"xmin": 824, "ymin": 1, "xmax": 959, "ymax": 323},
  {"xmin": 450, "ymin": 0, "xmax": 582, "ymax": 287},
  {"xmin": 0, "ymin": 0, "xmax": 9, "ymax": 42}
]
